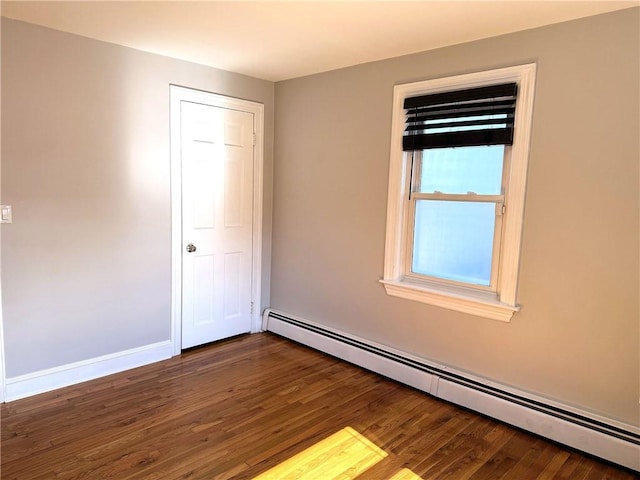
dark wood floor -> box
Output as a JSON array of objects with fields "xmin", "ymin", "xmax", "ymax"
[{"xmin": 1, "ymin": 333, "xmax": 635, "ymax": 479}]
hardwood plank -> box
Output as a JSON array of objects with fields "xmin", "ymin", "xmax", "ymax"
[{"xmin": 1, "ymin": 333, "xmax": 636, "ymax": 480}]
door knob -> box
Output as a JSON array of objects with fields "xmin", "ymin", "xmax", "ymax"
[{"xmin": 186, "ymin": 243, "xmax": 197, "ymax": 253}]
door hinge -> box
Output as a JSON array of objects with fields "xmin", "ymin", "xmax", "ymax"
[
  {"xmin": 250, "ymin": 301, "xmax": 254, "ymax": 315},
  {"xmin": 253, "ymin": 133, "xmax": 256, "ymax": 146}
]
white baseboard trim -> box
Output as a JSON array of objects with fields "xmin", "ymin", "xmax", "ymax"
[
  {"xmin": 263, "ymin": 309, "xmax": 640, "ymax": 472},
  {"xmin": 5, "ymin": 340, "xmax": 172, "ymax": 402}
]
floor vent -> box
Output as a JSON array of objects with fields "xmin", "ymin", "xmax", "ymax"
[{"xmin": 264, "ymin": 309, "xmax": 639, "ymax": 471}]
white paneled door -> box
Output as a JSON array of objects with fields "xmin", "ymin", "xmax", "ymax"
[{"xmin": 180, "ymin": 101, "xmax": 254, "ymax": 349}]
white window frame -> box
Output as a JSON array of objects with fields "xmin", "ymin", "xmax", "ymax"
[{"xmin": 381, "ymin": 64, "xmax": 536, "ymax": 322}]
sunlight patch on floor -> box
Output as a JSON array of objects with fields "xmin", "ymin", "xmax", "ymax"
[
  {"xmin": 252, "ymin": 426, "xmax": 423, "ymax": 480},
  {"xmin": 388, "ymin": 468, "xmax": 424, "ymax": 480}
]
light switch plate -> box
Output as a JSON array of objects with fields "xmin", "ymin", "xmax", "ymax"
[{"xmin": 1, "ymin": 205, "xmax": 12, "ymax": 223}]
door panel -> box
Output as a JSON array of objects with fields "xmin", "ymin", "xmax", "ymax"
[
  {"xmin": 224, "ymin": 252, "xmax": 242, "ymax": 319},
  {"xmin": 193, "ymin": 254, "xmax": 215, "ymax": 326},
  {"xmin": 181, "ymin": 101, "xmax": 254, "ymax": 349}
]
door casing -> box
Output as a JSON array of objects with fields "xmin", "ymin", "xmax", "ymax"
[{"xmin": 170, "ymin": 85, "xmax": 264, "ymax": 355}]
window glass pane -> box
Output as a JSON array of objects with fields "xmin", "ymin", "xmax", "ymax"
[
  {"xmin": 418, "ymin": 145, "xmax": 504, "ymax": 195},
  {"xmin": 412, "ymin": 200, "xmax": 496, "ymax": 286}
]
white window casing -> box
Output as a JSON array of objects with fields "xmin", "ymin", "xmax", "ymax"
[{"xmin": 381, "ymin": 64, "xmax": 537, "ymax": 322}]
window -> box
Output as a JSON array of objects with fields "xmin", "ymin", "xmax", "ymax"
[{"xmin": 381, "ymin": 65, "xmax": 536, "ymax": 321}]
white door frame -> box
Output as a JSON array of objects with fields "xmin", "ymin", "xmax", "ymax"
[
  {"xmin": 0, "ymin": 288, "xmax": 6, "ymax": 402},
  {"xmin": 0, "ymin": 99, "xmax": 6, "ymax": 400},
  {"xmin": 170, "ymin": 85, "xmax": 264, "ymax": 356}
]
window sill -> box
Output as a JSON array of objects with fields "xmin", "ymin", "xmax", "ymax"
[{"xmin": 380, "ymin": 278, "xmax": 518, "ymax": 322}]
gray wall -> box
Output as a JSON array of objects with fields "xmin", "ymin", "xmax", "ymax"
[
  {"xmin": 1, "ymin": 18, "xmax": 274, "ymax": 377},
  {"xmin": 272, "ymin": 8, "xmax": 640, "ymax": 426}
]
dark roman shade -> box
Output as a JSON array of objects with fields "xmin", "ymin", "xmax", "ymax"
[{"xmin": 403, "ymin": 83, "xmax": 518, "ymax": 151}]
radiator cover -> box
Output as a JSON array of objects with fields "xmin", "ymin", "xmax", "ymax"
[{"xmin": 264, "ymin": 309, "xmax": 640, "ymax": 471}]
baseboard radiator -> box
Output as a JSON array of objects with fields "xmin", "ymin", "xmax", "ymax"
[{"xmin": 263, "ymin": 309, "xmax": 639, "ymax": 471}]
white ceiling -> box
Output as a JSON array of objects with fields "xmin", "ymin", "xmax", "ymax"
[{"xmin": 2, "ymin": 1, "xmax": 637, "ymax": 81}]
